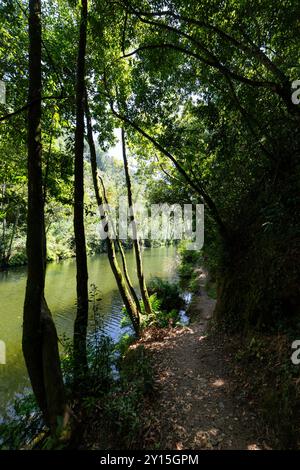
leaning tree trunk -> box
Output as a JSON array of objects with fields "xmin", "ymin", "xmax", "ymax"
[
  {"xmin": 84, "ymin": 94, "xmax": 140, "ymax": 334},
  {"xmin": 22, "ymin": 0, "xmax": 66, "ymax": 432},
  {"xmin": 73, "ymin": 0, "xmax": 89, "ymax": 381},
  {"xmin": 121, "ymin": 127, "xmax": 152, "ymax": 315},
  {"xmin": 115, "ymin": 237, "xmax": 141, "ymax": 314}
]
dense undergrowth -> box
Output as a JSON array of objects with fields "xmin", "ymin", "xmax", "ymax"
[{"xmin": 219, "ymin": 328, "xmax": 300, "ymax": 449}]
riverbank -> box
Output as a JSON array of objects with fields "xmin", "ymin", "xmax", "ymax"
[
  {"xmin": 0, "ymin": 240, "xmax": 172, "ymax": 271},
  {"xmin": 79, "ymin": 259, "xmax": 300, "ymax": 450},
  {"xmin": 0, "ymin": 246, "xmax": 178, "ymax": 419},
  {"xmin": 2, "ymin": 250, "xmax": 299, "ymax": 450}
]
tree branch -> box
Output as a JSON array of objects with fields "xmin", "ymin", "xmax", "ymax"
[
  {"xmin": 120, "ymin": 44, "xmax": 278, "ymax": 90},
  {"xmin": 0, "ymin": 93, "xmax": 64, "ymax": 123},
  {"xmin": 121, "ymin": 0, "xmax": 288, "ymax": 85},
  {"xmin": 223, "ymin": 75, "xmax": 275, "ymax": 161},
  {"xmin": 120, "ymin": 0, "xmax": 300, "ymax": 113},
  {"xmin": 103, "ymin": 84, "xmax": 229, "ymax": 239}
]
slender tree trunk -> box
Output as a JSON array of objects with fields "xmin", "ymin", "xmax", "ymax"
[
  {"xmin": 0, "ymin": 183, "xmax": 6, "ymax": 266},
  {"xmin": 5, "ymin": 206, "xmax": 19, "ymax": 265},
  {"xmin": 106, "ymin": 238, "xmax": 140, "ymax": 334},
  {"xmin": 121, "ymin": 127, "xmax": 152, "ymax": 315},
  {"xmin": 115, "ymin": 237, "xmax": 141, "ymax": 313},
  {"xmin": 84, "ymin": 94, "xmax": 140, "ymax": 334},
  {"xmin": 22, "ymin": 0, "xmax": 66, "ymax": 432},
  {"xmin": 73, "ymin": 0, "xmax": 89, "ymax": 380},
  {"xmin": 109, "ymin": 104, "xmax": 229, "ymax": 241}
]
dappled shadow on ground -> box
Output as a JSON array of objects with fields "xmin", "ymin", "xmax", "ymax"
[{"xmin": 138, "ymin": 291, "xmax": 267, "ymax": 450}]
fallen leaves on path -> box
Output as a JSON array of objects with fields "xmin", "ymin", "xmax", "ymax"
[{"xmin": 137, "ymin": 290, "xmax": 269, "ymax": 450}]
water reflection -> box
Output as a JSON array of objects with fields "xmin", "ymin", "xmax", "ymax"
[{"xmin": 0, "ymin": 246, "xmax": 178, "ymax": 415}]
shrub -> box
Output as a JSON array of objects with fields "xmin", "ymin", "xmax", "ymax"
[
  {"xmin": 105, "ymin": 345, "xmax": 154, "ymax": 447},
  {"xmin": 0, "ymin": 394, "xmax": 43, "ymax": 450},
  {"xmin": 148, "ymin": 277, "xmax": 183, "ymax": 312},
  {"xmin": 178, "ymin": 244, "xmax": 202, "ymax": 290},
  {"xmin": 142, "ymin": 291, "xmax": 182, "ymax": 328}
]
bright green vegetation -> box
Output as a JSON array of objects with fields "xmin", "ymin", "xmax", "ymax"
[
  {"xmin": 122, "ymin": 276, "xmax": 185, "ymax": 329},
  {"xmin": 0, "ymin": 151, "xmax": 143, "ymax": 268},
  {"xmin": 0, "ymin": 0, "xmax": 299, "ymax": 450},
  {"xmin": 178, "ymin": 246, "xmax": 203, "ymax": 293}
]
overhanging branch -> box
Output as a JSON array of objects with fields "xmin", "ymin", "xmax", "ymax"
[
  {"xmin": 0, "ymin": 93, "xmax": 64, "ymax": 123},
  {"xmin": 104, "ymin": 91, "xmax": 229, "ymax": 240}
]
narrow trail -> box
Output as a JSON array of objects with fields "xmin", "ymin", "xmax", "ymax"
[{"xmin": 139, "ymin": 288, "xmax": 265, "ymax": 450}]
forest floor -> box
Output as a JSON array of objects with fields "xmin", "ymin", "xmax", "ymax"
[{"xmin": 137, "ymin": 280, "xmax": 272, "ymax": 450}]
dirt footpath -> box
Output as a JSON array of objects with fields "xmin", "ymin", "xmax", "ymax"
[{"xmin": 139, "ymin": 289, "xmax": 267, "ymax": 450}]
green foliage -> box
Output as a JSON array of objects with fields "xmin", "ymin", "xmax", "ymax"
[
  {"xmin": 261, "ymin": 364, "xmax": 299, "ymax": 449},
  {"xmin": 104, "ymin": 345, "xmax": 153, "ymax": 447},
  {"xmin": 121, "ymin": 277, "xmax": 185, "ymax": 331},
  {"xmin": 0, "ymin": 394, "xmax": 43, "ymax": 450},
  {"xmin": 206, "ymin": 282, "xmax": 217, "ymax": 300},
  {"xmin": 0, "ymin": 330, "xmax": 151, "ymax": 450},
  {"xmin": 114, "ymin": 333, "xmax": 136, "ymax": 358},
  {"xmin": 148, "ymin": 277, "xmax": 184, "ymax": 312},
  {"xmin": 141, "ymin": 293, "xmax": 162, "ymax": 316},
  {"xmin": 62, "ymin": 335, "xmax": 115, "ymax": 396},
  {"xmin": 61, "ymin": 283, "xmax": 115, "ymax": 396},
  {"xmin": 178, "ymin": 244, "xmax": 202, "ymax": 292},
  {"xmin": 9, "ymin": 249, "xmax": 27, "ymax": 266},
  {"xmin": 188, "ymin": 277, "xmax": 200, "ymax": 294},
  {"xmin": 140, "ymin": 291, "xmax": 181, "ymax": 328},
  {"xmin": 142, "ymin": 304, "xmax": 180, "ymax": 329},
  {"xmin": 1, "ymin": 0, "xmax": 300, "ymax": 450},
  {"xmin": 40, "ymin": 415, "xmax": 70, "ymax": 451},
  {"xmin": 0, "ymin": 293, "xmax": 155, "ymax": 451}
]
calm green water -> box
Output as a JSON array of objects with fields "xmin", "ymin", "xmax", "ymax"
[{"xmin": 0, "ymin": 246, "xmax": 178, "ymax": 417}]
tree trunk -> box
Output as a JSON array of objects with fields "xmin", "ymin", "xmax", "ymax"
[
  {"xmin": 5, "ymin": 206, "xmax": 19, "ymax": 265},
  {"xmin": 73, "ymin": 0, "xmax": 89, "ymax": 381},
  {"xmin": 115, "ymin": 237, "xmax": 141, "ymax": 314},
  {"xmin": 0, "ymin": 183, "xmax": 7, "ymax": 267},
  {"xmin": 84, "ymin": 94, "xmax": 140, "ymax": 334},
  {"xmin": 22, "ymin": 0, "xmax": 66, "ymax": 432},
  {"xmin": 121, "ymin": 127, "xmax": 152, "ymax": 315}
]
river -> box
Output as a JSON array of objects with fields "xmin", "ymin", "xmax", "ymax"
[{"xmin": 0, "ymin": 246, "xmax": 178, "ymax": 418}]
